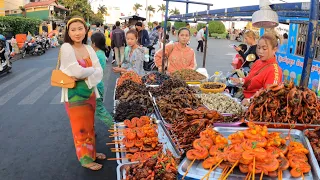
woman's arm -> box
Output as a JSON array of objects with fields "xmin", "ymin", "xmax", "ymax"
[
  {"xmin": 60, "ymin": 43, "xmax": 95, "ymax": 79},
  {"xmin": 154, "ymin": 43, "xmax": 174, "ymax": 71},
  {"xmin": 86, "ymin": 46, "xmax": 103, "ymax": 89}
]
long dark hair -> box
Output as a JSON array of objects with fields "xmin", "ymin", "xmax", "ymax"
[
  {"xmin": 91, "ymin": 32, "xmax": 106, "ymax": 51},
  {"xmin": 64, "ymin": 16, "xmax": 88, "ymax": 44}
]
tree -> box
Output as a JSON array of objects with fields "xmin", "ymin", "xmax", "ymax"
[
  {"xmin": 147, "ymin": 5, "xmax": 155, "ymax": 22},
  {"xmin": 97, "ymin": 5, "xmax": 107, "ymax": 15},
  {"xmin": 133, "ymin": 3, "xmax": 143, "ymax": 15},
  {"xmin": 208, "ymin": 21, "xmax": 226, "ymax": 34},
  {"xmin": 169, "ymin": 8, "xmax": 180, "ymax": 15},
  {"xmin": 158, "ymin": 4, "xmax": 166, "ymax": 22},
  {"xmin": 19, "ymin": 6, "xmax": 26, "ymax": 18}
]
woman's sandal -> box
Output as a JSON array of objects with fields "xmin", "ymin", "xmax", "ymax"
[
  {"xmin": 82, "ymin": 162, "xmax": 103, "ymax": 171},
  {"xmin": 96, "ymin": 153, "xmax": 106, "ymax": 160}
]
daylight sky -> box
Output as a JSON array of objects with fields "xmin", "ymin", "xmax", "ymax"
[{"xmin": 92, "ymin": 0, "xmax": 310, "ymax": 21}]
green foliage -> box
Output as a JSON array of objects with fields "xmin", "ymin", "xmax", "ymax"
[
  {"xmin": 173, "ymin": 22, "xmax": 187, "ymax": 30},
  {"xmin": 0, "ymin": 16, "xmax": 42, "ymax": 36},
  {"xmin": 208, "ymin": 21, "xmax": 226, "ymax": 34},
  {"xmin": 161, "ymin": 21, "xmax": 171, "ymax": 27},
  {"xmin": 190, "ymin": 27, "xmax": 197, "ymax": 35},
  {"xmin": 211, "ymin": 33, "xmax": 228, "ymax": 39},
  {"xmin": 148, "ymin": 22, "xmax": 153, "ymax": 29},
  {"xmin": 197, "ymin": 23, "xmax": 206, "ymax": 31}
]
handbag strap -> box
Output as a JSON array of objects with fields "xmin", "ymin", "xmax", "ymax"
[
  {"xmin": 55, "ymin": 50, "xmax": 61, "ymax": 70},
  {"xmin": 243, "ymin": 63, "xmax": 275, "ymax": 89}
]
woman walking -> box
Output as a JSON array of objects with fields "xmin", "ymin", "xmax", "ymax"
[
  {"xmin": 59, "ymin": 17, "xmax": 104, "ymax": 170},
  {"xmin": 91, "ymin": 32, "xmax": 113, "ymax": 127}
]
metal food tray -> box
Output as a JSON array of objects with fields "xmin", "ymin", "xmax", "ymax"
[
  {"xmin": 303, "ymin": 129, "xmax": 320, "ymax": 180},
  {"xmin": 113, "ymin": 116, "xmax": 181, "ymax": 165},
  {"xmin": 244, "ymin": 120, "xmax": 320, "ymax": 130},
  {"xmin": 116, "ymin": 162, "xmax": 139, "ymax": 180},
  {"xmin": 114, "ymin": 78, "xmax": 118, "ymax": 101},
  {"xmin": 178, "ymin": 127, "xmax": 318, "ymax": 180}
]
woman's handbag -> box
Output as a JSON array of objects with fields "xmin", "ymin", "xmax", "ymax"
[{"xmin": 51, "ymin": 50, "xmax": 75, "ymax": 88}]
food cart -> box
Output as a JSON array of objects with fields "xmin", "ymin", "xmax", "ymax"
[{"xmin": 109, "ymin": 1, "xmax": 320, "ymax": 180}]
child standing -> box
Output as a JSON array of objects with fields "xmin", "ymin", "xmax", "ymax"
[
  {"xmin": 232, "ymin": 44, "xmax": 247, "ymax": 69},
  {"xmin": 112, "ymin": 29, "xmax": 146, "ymax": 76},
  {"xmin": 91, "ymin": 32, "xmax": 113, "ymax": 127}
]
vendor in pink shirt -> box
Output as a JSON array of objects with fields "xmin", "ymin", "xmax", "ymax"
[{"xmin": 155, "ymin": 28, "xmax": 197, "ymax": 73}]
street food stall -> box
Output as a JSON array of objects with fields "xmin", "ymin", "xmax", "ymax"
[{"xmin": 108, "ymin": 1, "xmax": 320, "ymax": 180}]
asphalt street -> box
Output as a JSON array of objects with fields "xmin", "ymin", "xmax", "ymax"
[{"xmin": 0, "ymin": 37, "xmax": 238, "ymax": 180}]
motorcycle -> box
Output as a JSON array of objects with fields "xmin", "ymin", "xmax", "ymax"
[
  {"xmin": 0, "ymin": 35, "xmax": 13, "ymax": 75},
  {"xmin": 20, "ymin": 40, "xmax": 45, "ymax": 58}
]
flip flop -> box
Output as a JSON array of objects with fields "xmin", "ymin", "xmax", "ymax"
[{"xmin": 82, "ymin": 162, "xmax": 103, "ymax": 171}]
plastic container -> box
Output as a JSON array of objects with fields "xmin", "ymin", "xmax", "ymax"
[{"xmin": 209, "ymin": 71, "xmax": 223, "ymax": 82}]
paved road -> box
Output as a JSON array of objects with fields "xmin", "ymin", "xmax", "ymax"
[{"xmin": 0, "ymin": 38, "xmax": 238, "ymax": 180}]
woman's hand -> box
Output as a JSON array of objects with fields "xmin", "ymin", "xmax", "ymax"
[
  {"xmin": 229, "ymin": 77, "xmax": 241, "ymax": 85},
  {"xmin": 113, "ymin": 67, "xmax": 126, "ymax": 73},
  {"xmin": 242, "ymin": 98, "xmax": 251, "ymax": 106}
]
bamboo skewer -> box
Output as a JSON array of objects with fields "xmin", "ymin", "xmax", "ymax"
[
  {"xmin": 222, "ymin": 160, "xmax": 239, "ymax": 180},
  {"xmin": 111, "ymin": 150, "xmax": 129, "ymax": 153},
  {"xmin": 201, "ymin": 159, "xmax": 224, "ymax": 180},
  {"xmin": 260, "ymin": 172, "xmax": 263, "ymax": 180},
  {"xmin": 245, "ymin": 172, "xmax": 251, "ymax": 180},
  {"xmin": 182, "ymin": 159, "xmax": 196, "ymax": 180},
  {"xmin": 107, "ymin": 157, "xmax": 127, "ymax": 161},
  {"xmin": 302, "ymin": 173, "xmax": 304, "ymax": 180},
  {"xmin": 252, "ymin": 157, "xmax": 255, "ymax": 180},
  {"xmin": 219, "ymin": 167, "xmax": 230, "ymax": 180}
]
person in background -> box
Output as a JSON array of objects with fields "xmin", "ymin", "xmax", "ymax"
[
  {"xmin": 282, "ymin": 33, "xmax": 288, "ymax": 44},
  {"xmin": 90, "ymin": 32, "xmax": 113, "ymax": 127},
  {"xmin": 149, "ymin": 25, "xmax": 162, "ymax": 46},
  {"xmin": 152, "ymin": 21, "xmax": 159, "ymax": 31},
  {"xmin": 123, "ymin": 23, "xmax": 129, "ymax": 36},
  {"xmin": 155, "ymin": 28, "xmax": 196, "ymax": 74},
  {"xmin": 111, "ymin": 21, "xmax": 126, "ymax": 67},
  {"xmin": 136, "ymin": 22, "xmax": 150, "ymax": 47},
  {"xmin": 186, "ymin": 23, "xmax": 190, "ymax": 30},
  {"xmin": 171, "ymin": 26, "xmax": 176, "ymax": 36},
  {"xmin": 230, "ymin": 33, "xmax": 283, "ymax": 105},
  {"xmin": 112, "ymin": 29, "xmax": 146, "ymax": 76},
  {"xmin": 231, "ymin": 44, "xmax": 247, "ymax": 70},
  {"xmin": 234, "ymin": 30, "xmax": 258, "ymax": 70},
  {"xmin": 104, "ymin": 26, "xmax": 111, "ymax": 61},
  {"xmin": 60, "ymin": 17, "xmax": 104, "ymax": 171},
  {"xmin": 196, "ymin": 26, "xmax": 206, "ymax": 52},
  {"xmin": 110, "ymin": 25, "xmax": 117, "ymax": 64}
]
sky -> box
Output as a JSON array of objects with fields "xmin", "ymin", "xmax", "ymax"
[{"xmin": 92, "ymin": 0, "xmax": 310, "ymax": 22}]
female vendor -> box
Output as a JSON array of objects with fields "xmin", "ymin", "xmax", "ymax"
[
  {"xmin": 154, "ymin": 27, "xmax": 197, "ymax": 73},
  {"xmin": 230, "ymin": 33, "xmax": 283, "ymax": 105}
]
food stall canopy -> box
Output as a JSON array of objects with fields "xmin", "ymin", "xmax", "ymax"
[{"xmin": 169, "ymin": 2, "xmax": 314, "ymax": 20}]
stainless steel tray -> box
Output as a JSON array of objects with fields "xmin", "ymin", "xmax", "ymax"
[
  {"xmin": 244, "ymin": 120, "xmax": 320, "ymax": 130},
  {"xmin": 303, "ymin": 129, "xmax": 320, "ymax": 180},
  {"xmin": 116, "ymin": 162, "xmax": 139, "ymax": 180},
  {"xmin": 178, "ymin": 127, "xmax": 317, "ymax": 180},
  {"xmin": 113, "ymin": 115, "xmax": 181, "ymax": 165}
]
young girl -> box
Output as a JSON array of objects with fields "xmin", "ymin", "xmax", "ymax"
[
  {"xmin": 91, "ymin": 32, "xmax": 113, "ymax": 127},
  {"xmin": 112, "ymin": 29, "xmax": 146, "ymax": 76}
]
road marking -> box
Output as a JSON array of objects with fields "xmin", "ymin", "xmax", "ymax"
[
  {"xmin": 226, "ymin": 53, "xmax": 237, "ymax": 56},
  {"xmin": 0, "ymin": 68, "xmax": 37, "ymax": 92},
  {"xmin": 18, "ymin": 79, "xmax": 51, "ymax": 105},
  {"xmin": 0, "ymin": 68, "xmax": 51, "ymax": 106},
  {"xmin": 50, "ymin": 92, "xmax": 62, "ymax": 104}
]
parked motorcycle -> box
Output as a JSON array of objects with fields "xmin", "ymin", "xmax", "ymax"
[
  {"xmin": 0, "ymin": 35, "xmax": 13, "ymax": 75},
  {"xmin": 20, "ymin": 40, "xmax": 45, "ymax": 58}
]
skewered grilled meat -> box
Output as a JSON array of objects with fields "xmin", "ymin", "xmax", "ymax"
[{"xmin": 305, "ymin": 128, "xmax": 320, "ymax": 161}]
